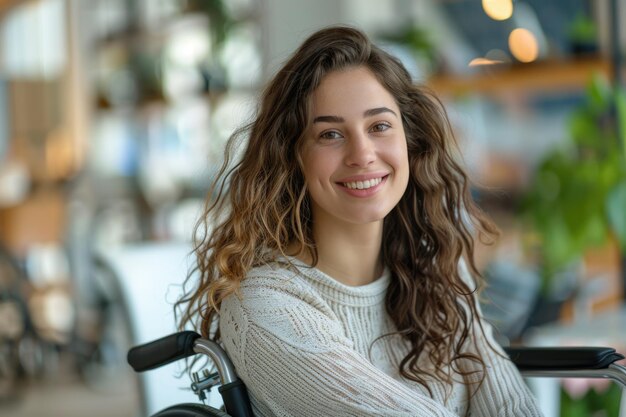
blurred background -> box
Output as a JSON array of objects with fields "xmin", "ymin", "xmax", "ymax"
[{"xmin": 0, "ymin": 0, "xmax": 624, "ymax": 416}]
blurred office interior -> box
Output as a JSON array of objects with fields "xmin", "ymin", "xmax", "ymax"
[{"xmin": 0, "ymin": 0, "xmax": 625, "ymax": 416}]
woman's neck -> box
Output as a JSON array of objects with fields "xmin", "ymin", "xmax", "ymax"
[{"xmin": 305, "ymin": 219, "xmax": 384, "ymax": 286}]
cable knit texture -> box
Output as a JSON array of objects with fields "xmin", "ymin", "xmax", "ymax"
[{"xmin": 219, "ymin": 258, "xmax": 543, "ymax": 417}]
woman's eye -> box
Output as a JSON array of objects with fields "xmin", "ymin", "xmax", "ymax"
[
  {"xmin": 370, "ymin": 122, "xmax": 391, "ymax": 133},
  {"xmin": 320, "ymin": 130, "xmax": 342, "ymax": 140}
]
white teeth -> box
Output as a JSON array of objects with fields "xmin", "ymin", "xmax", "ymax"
[{"xmin": 343, "ymin": 177, "xmax": 383, "ymax": 190}]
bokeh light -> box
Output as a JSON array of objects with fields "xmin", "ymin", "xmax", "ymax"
[
  {"xmin": 468, "ymin": 57, "xmax": 504, "ymax": 67},
  {"xmin": 482, "ymin": 0, "xmax": 513, "ymax": 21},
  {"xmin": 508, "ymin": 28, "xmax": 539, "ymax": 63}
]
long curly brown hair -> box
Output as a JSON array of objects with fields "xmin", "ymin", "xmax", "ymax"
[{"xmin": 178, "ymin": 25, "xmax": 499, "ymax": 397}]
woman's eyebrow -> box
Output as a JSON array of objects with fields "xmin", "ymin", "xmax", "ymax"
[
  {"xmin": 313, "ymin": 107, "xmax": 397, "ymax": 124},
  {"xmin": 312, "ymin": 115, "xmax": 344, "ymax": 124},
  {"xmin": 364, "ymin": 107, "xmax": 397, "ymax": 118}
]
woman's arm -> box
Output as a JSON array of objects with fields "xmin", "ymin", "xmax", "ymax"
[
  {"xmin": 461, "ymin": 318, "xmax": 544, "ymax": 416},
  {"xmin": 458, "ymin": 260, "xmax": 544, "ymax": 417},
  {"xmin": 220, "ymin": 280, "xmax": 458, "ymax": 417}
]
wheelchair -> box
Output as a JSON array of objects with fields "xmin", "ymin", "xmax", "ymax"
[{"xmin": 128, "ymin": 331, "xmax": 626, "ymax": 417}]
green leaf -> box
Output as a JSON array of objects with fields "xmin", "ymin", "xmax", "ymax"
[
  {"xmin": 587, "ymin": 73, "xmax": 611, "ymax": 112},
  {"xmin": 568, "ymin": 110, "xmax": 599, "ymax": 146},
  {"xmin": 606, "ymin": 181, "xmax": 626, "ymax": 253}
]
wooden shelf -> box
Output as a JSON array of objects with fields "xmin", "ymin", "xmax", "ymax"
[{"xmin": 426, "ymin": 56, "xmax": 611, "ymax": 97}]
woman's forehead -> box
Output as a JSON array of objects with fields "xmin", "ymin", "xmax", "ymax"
[{"xmin": 308, "ymin": 67, "xmax": 399, "ymax": 118}]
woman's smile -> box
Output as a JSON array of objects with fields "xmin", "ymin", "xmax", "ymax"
[{"xmin": 337, "ymin": 174, "xmax": 389, "ymax": 196}]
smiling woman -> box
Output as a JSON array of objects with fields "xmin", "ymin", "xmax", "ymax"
[{"xmin": 178, "ymin": 26, "xmax": 543, "ymax": 417}]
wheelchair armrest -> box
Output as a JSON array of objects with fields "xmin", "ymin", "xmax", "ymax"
[
  {"xmin": 127, "ymin": 331, "xmax": 240, "ymax": 384},
  {"xmin": 127, "ymin": 331, "xmax": 201, "ymax": 372},
  {"xmin": 504, "ymin": 346, "xmax": 624, "ymax": 371},
  {"xmin": 128, "ymin": 332, "xmax": 254, "ymax": 417}
]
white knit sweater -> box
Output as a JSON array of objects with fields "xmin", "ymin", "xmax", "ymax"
[{"xmin": 219, "ymin": 258, "xmax": 543, "ymax": 417}]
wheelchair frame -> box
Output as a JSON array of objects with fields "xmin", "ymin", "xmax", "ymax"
[{"xmin": 128, "ymin": 331, "xmax": 626, "ymax": 417}]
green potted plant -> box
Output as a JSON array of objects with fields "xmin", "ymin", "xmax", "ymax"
[
  {"xmin": 521, "ymin": 74, "xmax": 626, "ymax": 293},
  {"xmin": 567, "ymin": 12, "xmax": 599, "ymax": 56}
]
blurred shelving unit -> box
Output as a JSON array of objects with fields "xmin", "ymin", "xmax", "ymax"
[
  {"xmin": 0, "ymin": 1, "xmax": 262, "ymax": 408},
  {"xmin": 428, "ymin": 56, "xmax": 611, "ymax": 98},
  {"xmin": 426, "ymin": 54, "xmax": 624, "ymax": 326},
  {"xmin": 424, "ymin": 55, "xmax": 613, "ymax": 196},
  {"xmin": 410, "ymin": 0, "xmax": 624, "ymax": 333},
  {"xmin": 0, "ymin": 0, "xmax": 94, "ymax": 406},
  {"xmin": 65, "ymin": 0, "xmax": 263, "ymax": 391},
  {"xmin": 0, "ymin": 0, "xmax": 78, "ymax": 250},
  {"xmin": 82, "ymin": 0, "xmax": 262, "ymax": 244}
]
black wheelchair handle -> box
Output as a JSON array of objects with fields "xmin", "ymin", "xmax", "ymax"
[
  {"xmin": 128, "ymin": 332, "xmax": 255, "ymax": 417},
  {"xmin": 504, "ymin": 346, "xmax": 625, "ymax": 371},
  {"xmin": 127, "ymin": 331, "xmax": 201, "ymax": 372}
]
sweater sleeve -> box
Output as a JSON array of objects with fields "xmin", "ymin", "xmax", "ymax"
[
  {"xmin": 219, "ymin": 278, "xmax": 458, "ymax": 417},
  {"xmin": 457, "ymin": 260, "xmax": 544, "ymax": 417}
]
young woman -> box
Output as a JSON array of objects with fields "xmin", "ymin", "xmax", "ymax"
[{"xmin": 180, "ymin": 26, "xmax": 542, "ymax": 417}]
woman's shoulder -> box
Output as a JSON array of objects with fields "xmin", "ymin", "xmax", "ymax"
[
  {"xmin": 244, "ymin": 260, "xmax": 301, "ymax": 284},
  {"xmin": 221, "ymin": 260, "xmax": 328, "ymax": 315},
  {"xmin": 240, "ymin": 260, "xmax": 314, "ymax": 296}
]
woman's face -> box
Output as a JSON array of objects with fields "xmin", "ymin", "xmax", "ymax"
[{"xmin": 300, "ymin": 66, "xmax": 410, "ymax": 228}]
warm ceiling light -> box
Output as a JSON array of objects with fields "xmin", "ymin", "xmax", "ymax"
[
  {"xmin": 468, "ymin": 57, "xmax": 504, "ymax": 67},
  {"xmin": 508, "ymin": 28, "xmax": 539, "ymax": 63},
  {"xmin": 482, "ymin": 0, "xmax": 513, "ymax": 21}
]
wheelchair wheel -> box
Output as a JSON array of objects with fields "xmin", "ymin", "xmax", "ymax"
[{"xmin": 152, "ymin": 403, "xmax": 232, "ymax": 417}]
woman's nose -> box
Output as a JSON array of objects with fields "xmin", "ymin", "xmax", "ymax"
[{"xmin": 344, "ymin": 134, "xmax": 376, "ymax": 167}]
